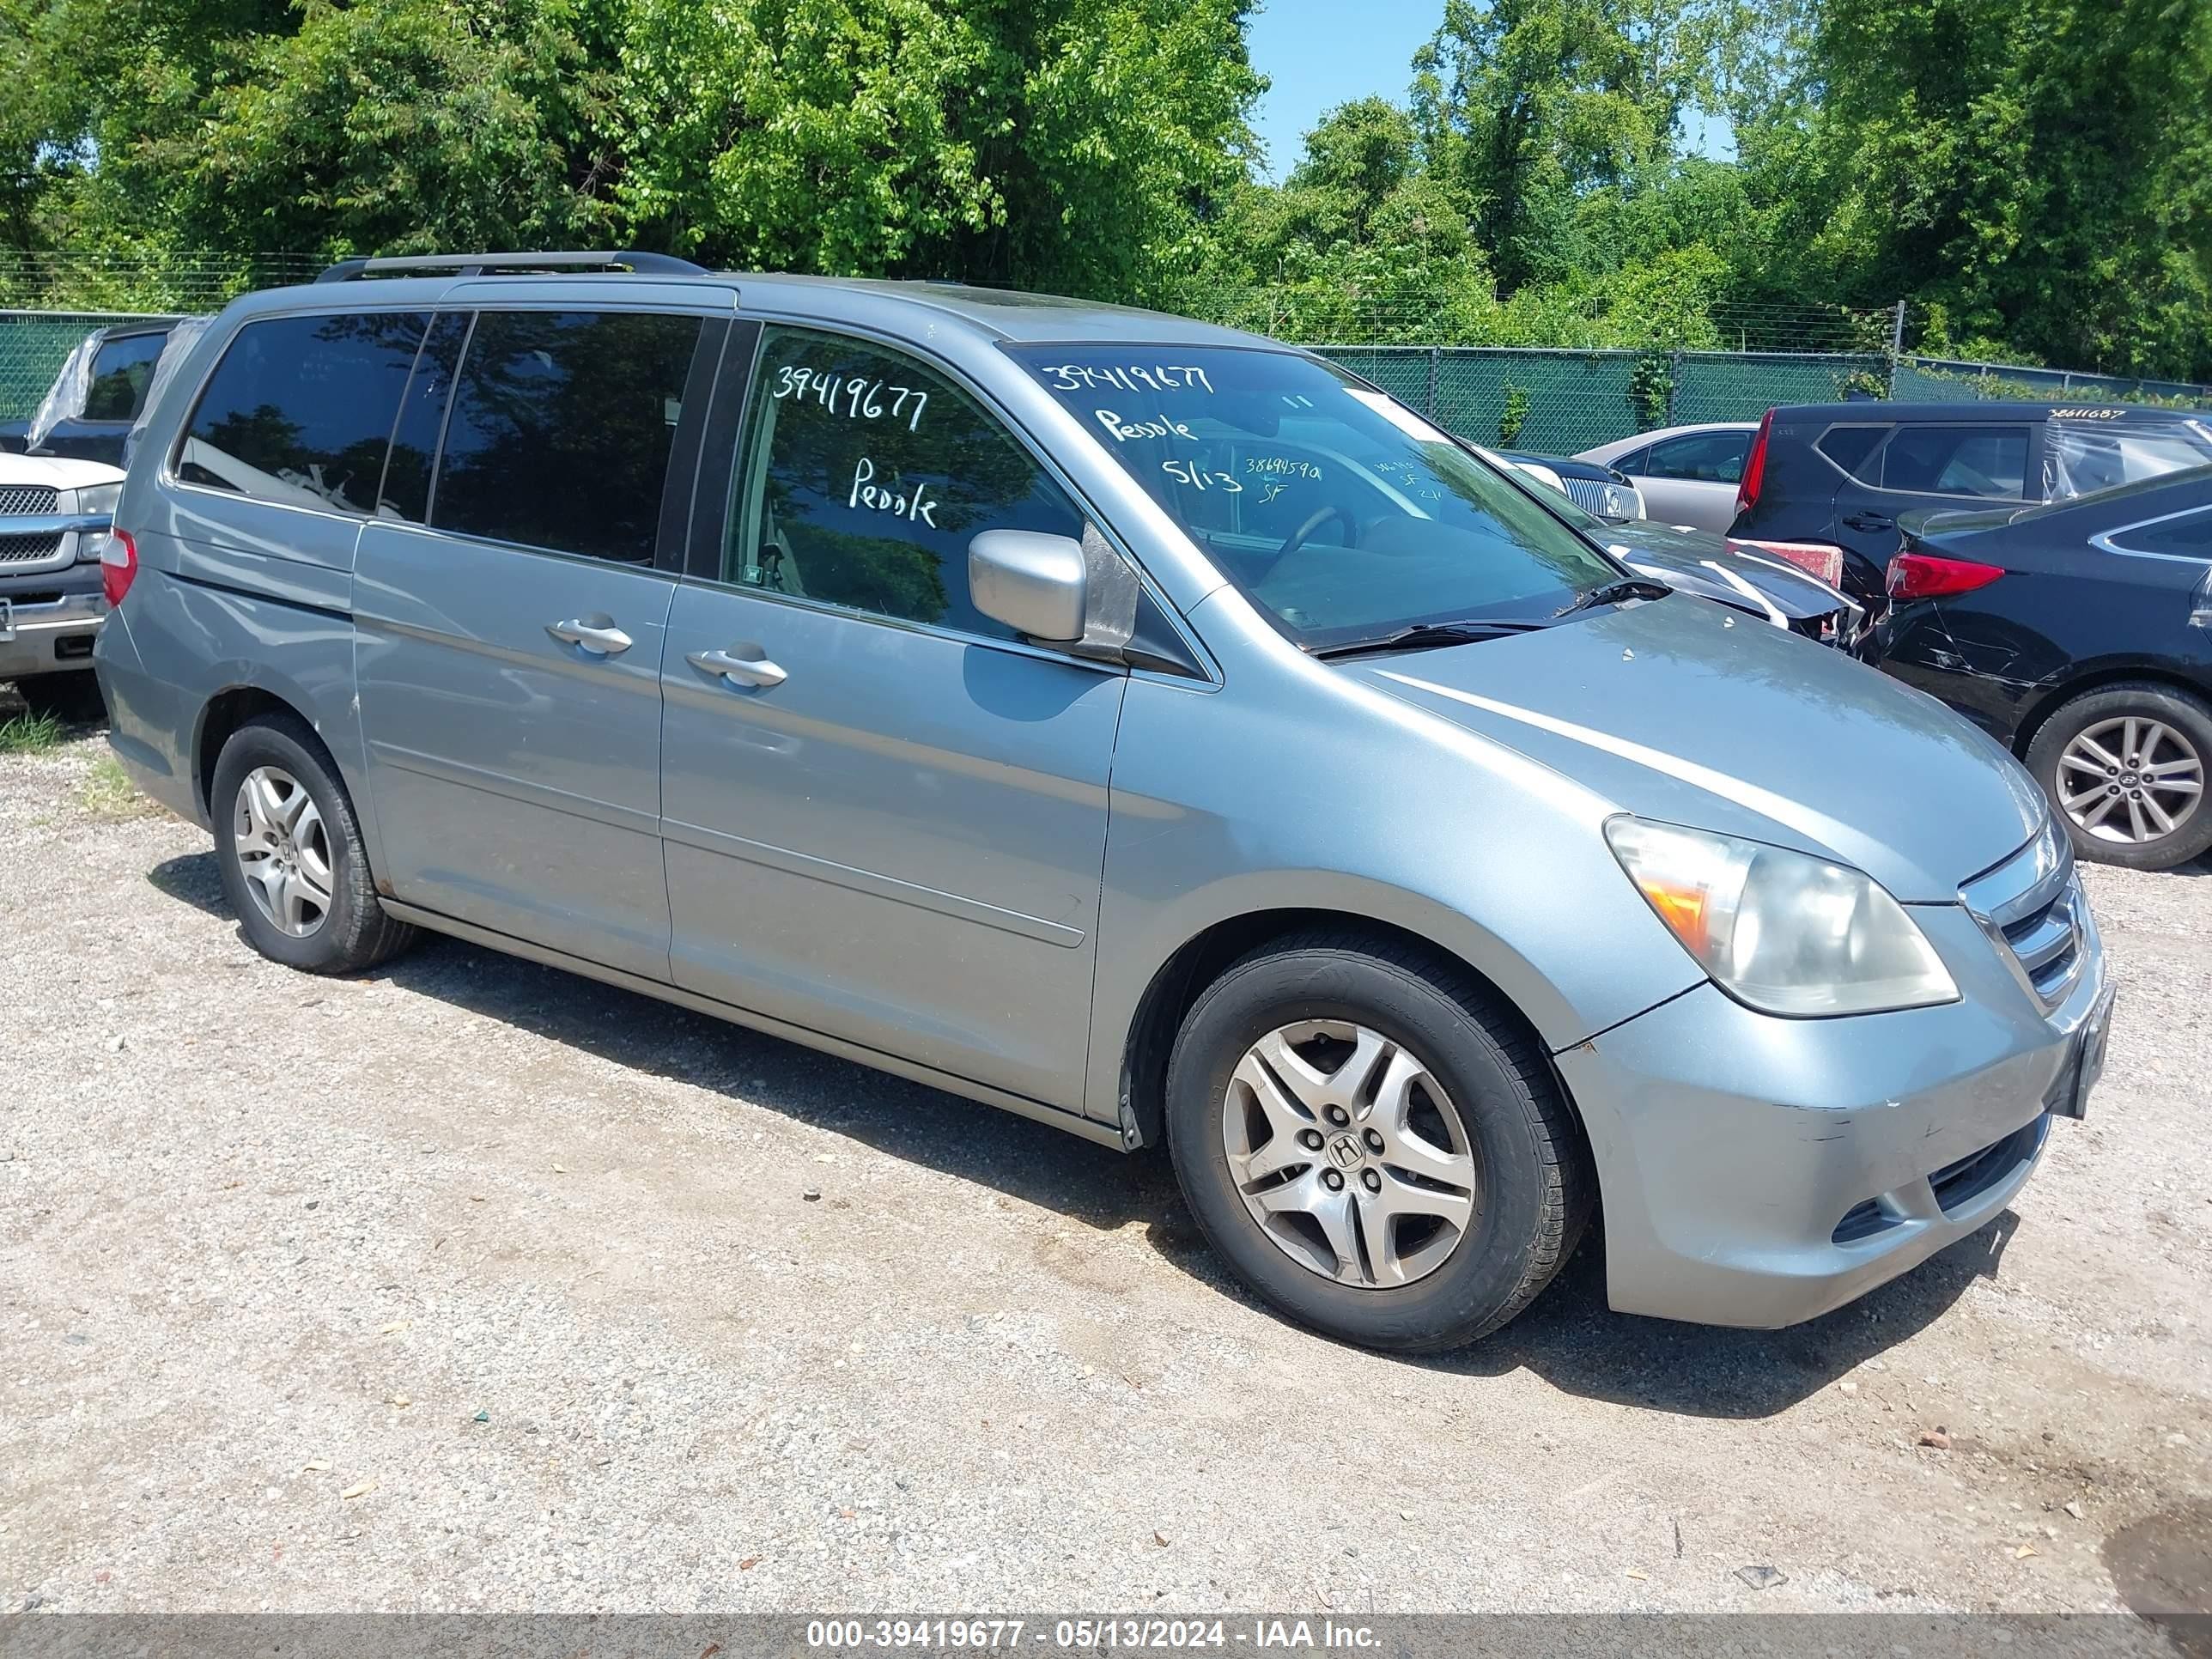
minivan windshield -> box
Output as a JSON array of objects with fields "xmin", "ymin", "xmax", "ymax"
[{"xmin": 1008, "ymin": 345, "xmax": 1622, "ymax": 651}]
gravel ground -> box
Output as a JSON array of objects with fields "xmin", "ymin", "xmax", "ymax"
[{"xmin": 3, "ymin": 722, "xmax": 2209, "ymax": 1621}]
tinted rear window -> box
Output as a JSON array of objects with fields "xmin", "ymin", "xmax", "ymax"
[
  {"xmin": 1815, "ymin": 424, "xmax": 1886, "ymax": 480},
  {"xmin": 1881, "ymin": 425, "xmax": 2028, "ymax": 497},
  {"xmin": 177, "ymin": 312, "xmax": 428, "ymax": 514},
  {"xmin": 83, "ymin": 331, "xmax": 169, "ymax": 422},
  {"xmin": 432, "ymin": 309, "xmax": 702, "ymax": 564}
]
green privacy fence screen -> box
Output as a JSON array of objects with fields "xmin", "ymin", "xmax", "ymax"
[{"xmin": 0, "ymin": 310, "xmax": 169, "ymax": 422}]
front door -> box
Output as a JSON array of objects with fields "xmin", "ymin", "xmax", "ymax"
[
  {"xmin": 659, "ymin": 322, "xmax": 1126, "ymax": 1109},
  {"xmin": 354, "ymin": 305, "xmax": 717, "ymax": 980}
]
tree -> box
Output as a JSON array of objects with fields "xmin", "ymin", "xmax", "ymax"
[
  {"xmin": 615, "ymin": 0, "xmax": 1262, "ymax": 301},
  {"xmin": 1410, "ymin": 0, "xmax": 1729, "ymax": 292},
  {"xmin": 1742, "ymin": 0, "xmax": 2212, "ymax": 378}
]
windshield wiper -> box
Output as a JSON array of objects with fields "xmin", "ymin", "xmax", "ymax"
[
  {"xmin": 1553, "ymin": 576, "xmax": 1673, "ymax": 618},
  {"xmin": 1310, "ymin": 617, "xmax": 1553, "ymax": 660}
]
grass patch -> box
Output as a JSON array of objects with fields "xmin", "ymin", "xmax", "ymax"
[
  {"xmin": 80, "ymin": 753, "xmax": 154, "ymax": 820},
  {"xmin": 0, "ymin": 708, "xmax": 64, "ymax": 754}
]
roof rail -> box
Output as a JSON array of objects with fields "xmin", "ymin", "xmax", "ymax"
[{"xmin": 313, "ymin": 251, "xmax": 709, "ymax": 284}]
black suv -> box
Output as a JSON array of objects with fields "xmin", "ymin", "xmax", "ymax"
[
  {"xmin": 0, "ymin": 320, "xmax": 179, "ymax": 463},
  {"xmin": 1729, "ymin": 401, "xmax": 2212, "ymax": 611}
]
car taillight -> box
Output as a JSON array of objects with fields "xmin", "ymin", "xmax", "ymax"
[
  {"xmin": 1725, "ymin": 537, "xmax": 1845, "ymax": 589},
  {"xmin": 1886, "ymin": 552, "xmax": 2005, "ymax": 600},
  {"xmin": 100, "ymin": 528, "xmax": 137, "ymax": 606},
  {"xmin": 1735, "ymin": 410, "xmax": 1772, "ymax": 516}
]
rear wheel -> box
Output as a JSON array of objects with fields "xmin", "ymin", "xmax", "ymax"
[
  {"xmin": 210, "ymin": 714, "xmax": 416, "ymax": 973},
  {"xmin": 1164, "ymin": 933, "xmax": 1592, "ymax": 1352},
  {"xmin": 2027, "ymin": 683, "xmax": 2212, "ymax": 871}
]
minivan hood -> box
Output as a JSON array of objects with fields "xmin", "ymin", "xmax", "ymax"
[{"xmin": 1350, "ymin": 596, "xmax": 2045, "ymax": 901}]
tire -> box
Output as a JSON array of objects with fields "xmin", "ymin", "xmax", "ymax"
[
  {"xmin": 2025, "ymin": 682, "xmax": 2212, "ymax": 872},
  {"xmin": 210, "ymin": 713, "xmax": 417, "ymax": 974},
  {"xmin": 16, "ymin": 671, "xmax": 106, "ymax": 725},
  {"xmin": 1164, "ymin": 932, "xmax": 1593, "ymax": 1352}
]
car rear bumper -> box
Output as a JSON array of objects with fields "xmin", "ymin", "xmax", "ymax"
[
  {"xmin": 1553, "ymin": 899, "xmax": 2109, "ymax": 1328},
  {"xmin": 0, "ymin": 571, "xmax": 106, "ymax": 680}
]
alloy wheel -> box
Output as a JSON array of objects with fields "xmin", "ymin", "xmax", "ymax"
[
  {"xmin": 1220, "ymin": 1019, "xmax": 1480, "ymax": 1289},
  {"xmin": 2057, "ymin": 716, "xmax": 2205, "ymax": 846},
  {"xmin": 232, "ymin": 764, "xmax": 336, "ymax": 937}
]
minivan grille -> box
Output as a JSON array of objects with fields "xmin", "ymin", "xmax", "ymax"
[
  {"xmin": 0, "ymin": 484, "xmax": 58, "ymax": 516},
  {"xmin": 0, "ymin": 530, "xmax": 64, "ymax": 564},
  {"xmin": 1960, "ymin": 821, "xmax": 2086, "ymax": 1012}
]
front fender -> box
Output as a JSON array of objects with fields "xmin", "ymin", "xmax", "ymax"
[{"xmin": 1082, "ymin": 663, "xmax": 1706, "ymax": 1129}]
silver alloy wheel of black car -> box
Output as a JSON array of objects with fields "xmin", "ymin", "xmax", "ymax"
[
  {"xmin": 2056, "ymin": 716, "xmax": 2205, "ymax": 846},
  {"xmin": 232, "ymin": 763, "xmax": 336, "ymax": 938},
  {"xmin": 1221, "ymin": 1018, "xmax": 1480, "ymax": 1288}
]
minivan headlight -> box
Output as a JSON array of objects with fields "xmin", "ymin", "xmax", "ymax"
[{"xmin": 1604, "ymin": 817, "xmax": 1958, "ymax": 1017}]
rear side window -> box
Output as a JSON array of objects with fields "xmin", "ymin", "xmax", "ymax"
[
  {"xmin": 1880, "ymin": 425, "xmax": 2029, "ymax": 498},
  {"xmin": 433, "ymin": 309, "xmax": 702, "ymax": 564},
  {"xmin": 83, "ymin": 331, "xmax": 169, "ymax": 422},
  {"xmin": 1815, "ymin": 424, "xmax": 1887, "ymax": 481},
  {"xmin": 1643, "ymin": 429, "xmax": 1750, "ymax": 483},
  {"xmin": 177, "ymin": 312, "xmax": 428, "ymax": 514},
  {"xmin": 2106, "ymin": 507, "xmax": 2212, "ymax": 557}
]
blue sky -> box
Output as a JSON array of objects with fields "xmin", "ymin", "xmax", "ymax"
[
  {"xmin": 1245, "ymin": 0, "xmax": 1735, "ymax": 179},
  {"xmin": 1246, "ymin": 0, "xmax": 1438, "ymax": 180}
]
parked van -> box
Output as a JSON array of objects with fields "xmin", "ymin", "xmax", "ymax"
[{"xmin": 97, "ymin": 253, "xmax": 2112, "ymax": 1352}]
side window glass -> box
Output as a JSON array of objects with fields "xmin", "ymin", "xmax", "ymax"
[
  {"xmin": 434, "ymin": 310, "xmax": 702, "ymax": 564},
  {"xmin": 1815, "ymin": 424, "xmax": 1886, "ymax": 482},
  {"xmin": 83, "ymin": 331, "xmax": 169, "ymax": 422},
  {"xmin": 2108, "ymin": 508, "xmax": 2212, "ymax": 557},
  {"xmin": 1646, "ymin": 431, "xmax": 1747, "ymax": 483},
  {"xmin": 177, "ymin": 312, "xmax": 427, "ymax": 513},
  {"xmin": 1611, "ymin": 446, "xmax": 1650, "ymax": 475},
  {"xmin": 1881, "ymin": 426, "xmax": 2028, "ymax": 498},
  {"xmin": 726, "ymin": 325, "xmax": 1083, "ymax": 638},
  {"xmin": 377, "ymin": 312, "xmax": 471, "ymax": 522}
]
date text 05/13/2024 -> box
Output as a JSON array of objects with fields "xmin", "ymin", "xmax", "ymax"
[{"xmin": 805, "ymin": 1618, "xmax": 1383, "ymax": 1651}]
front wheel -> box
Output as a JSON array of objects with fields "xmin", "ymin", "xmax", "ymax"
[
  {"xmin": 1164, "ymin": 933, "xmax": 1593, "ymax": 1352},
  {"xmin": 210, "ymin": 714, "xmax": 417, "ymax": 973},
  {"xmin": 2026, "ymin": 683, "xmax": 2212, "ymax": 871}
]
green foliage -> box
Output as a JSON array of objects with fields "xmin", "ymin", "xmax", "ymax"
[
  {"xmin": 1628, "ymin": 352, "xmax": 1672, "ymax": 428},
  {"xmin": 0, "ymin": 708, "xmax": 64, "ymax": 753},
  {"xmin": 0, "ymin": 0, "xmax": 2204, "ymax": 381},
  {"xmin": 615, "ymin": 0, "xmax": 1261, "ymax": 301},
  {"xmin": 1735, "ymin": 0, "xmax": 2212, "ymax": 380},
  {"xmin": 1497, "ymin": 381, "xmax": 1530, "ymax": 446}
]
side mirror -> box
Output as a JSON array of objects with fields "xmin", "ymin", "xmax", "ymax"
[{"xmin": 969, "ymin": 529, "xmax": 1087, "ymax": 643}]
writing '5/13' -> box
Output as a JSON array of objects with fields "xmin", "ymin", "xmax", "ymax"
[{"xmin": 1163, "ymin": 459, "xmax": 1242, "ymax": 493}]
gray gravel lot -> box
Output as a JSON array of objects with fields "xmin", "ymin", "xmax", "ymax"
[{"xmin": 3, "ymin": 726, "xmax": 2209, "ymax": 1620}]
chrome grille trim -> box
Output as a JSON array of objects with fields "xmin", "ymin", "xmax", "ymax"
[
  {"xmin": 0, "ymin": 485, "xmax": 59, "ymax": 516},
  {"xmin": 1561, "ymin": 477, "xmax": 1611, "ymax": 516},
  {"xmin": 0, "ymin": 530, "xmax": 67, "ymax": 566},
  {"xmin": 1960, "ymin": 819, "xmax": 2086, "ymax": 1012}
]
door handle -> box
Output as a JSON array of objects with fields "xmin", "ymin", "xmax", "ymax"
[
  {"xmin": 1842, "ymin": 513, "xmax": 1895, "ymax": 532},
  {"xmin": 687, "ymin": 646, "xmax": 788, "ymax": 689},
  {"xmin": 547, "ymin": 617, "xmax": 634, "ymax": 656}
]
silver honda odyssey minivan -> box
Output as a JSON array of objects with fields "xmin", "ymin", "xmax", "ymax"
[{"xmin": 94, "ymin": 252, "xmax": 2114, "ymax": 1352}]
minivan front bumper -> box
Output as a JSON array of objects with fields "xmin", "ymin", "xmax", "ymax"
[{"xmin": 1553, "ymin": 895, "xmax": 2109, "ymax": 1329}]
